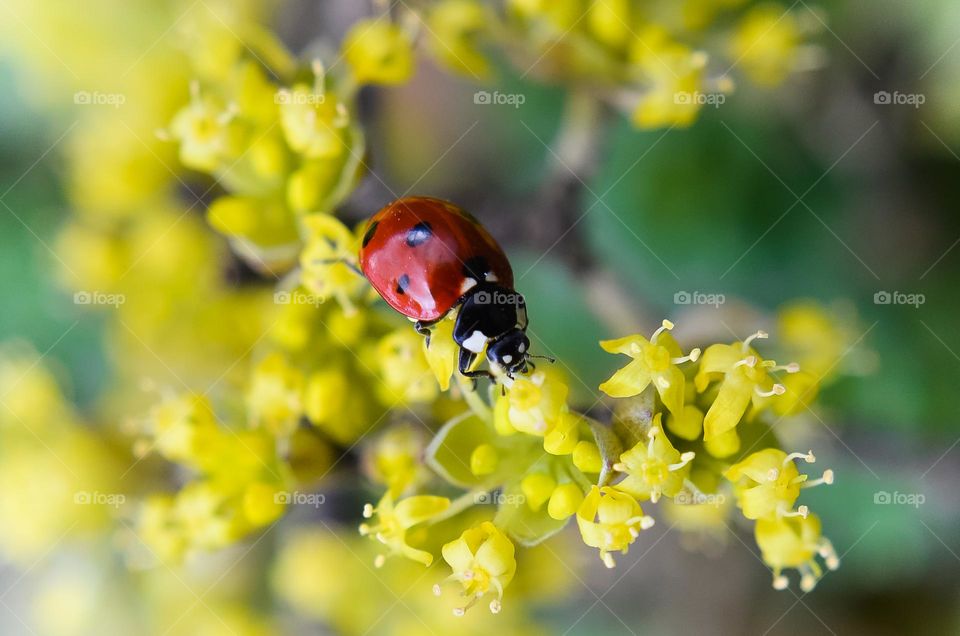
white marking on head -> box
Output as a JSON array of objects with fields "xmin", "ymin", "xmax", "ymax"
[
  {"xmin": 463, "ymin": 330, "xmax": 487, "ymax": 353},
  {"xmin": 485, "ymin": 272, "xmax": 498, "ymax": 282},
  {"xmin": 459, "ymin": 278, "xmax": 477, "ymax": 295},
  {"xmin": 517, "ymin": 342, "xmax": 526, "ymax": 353},
  {"xmin": 502, "ymin": 354, "xmax": 513, "ymax": 364}
]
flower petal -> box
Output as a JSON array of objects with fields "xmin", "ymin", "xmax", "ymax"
[{"xmin": 599, "ymin": 360, "xmax": 652, "ymax": 398}]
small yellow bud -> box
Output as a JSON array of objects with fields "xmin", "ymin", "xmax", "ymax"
[
  {"xmin": 470, "ymin": 444, "xmax": 499, "ymax": 477},
  {"xmin": 548, "ymin": 483, "xmax": 584, "ymax": 520},
  {"xmin": 242, "ymin": 482, "xmax": 286, "ymax": 526},
  {"xmin": 573, "ymin": 440, "xmax": 603, "ymax": 473},
  {"xmin": 704, "ymin": 427, "xmax": 740, "ymax": 458},
  {"xmin": 521, "ymin": 473, "xmax": 557, "ymax": 511},
  {"xmin": 343, "ymin": 19, "xmax": 415, "ymax": 85}
]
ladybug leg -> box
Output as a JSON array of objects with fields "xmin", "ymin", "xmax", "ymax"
[
  {"xmin": 414, "ymin": 320, "xmax": 436, "ymax": 346},
  {"xmin": 458, "ymin": 348, "xmax": 494, "ymax": 382}
]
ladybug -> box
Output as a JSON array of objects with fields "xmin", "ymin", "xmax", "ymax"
[{"xmin": 359, "ymin": 196, "xmax": 531, "ymax": 380}]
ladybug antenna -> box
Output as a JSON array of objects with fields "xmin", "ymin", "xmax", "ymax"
[{"xmin": 529, "ymin": 354, "xmax": 556, "ymax": 363}]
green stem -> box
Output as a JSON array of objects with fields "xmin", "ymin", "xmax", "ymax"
[{"xmin": 456, "ymin": 373, "xmax": 492, "ymax": 421}]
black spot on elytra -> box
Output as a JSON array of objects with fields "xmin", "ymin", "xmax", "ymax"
[
  {"xmin": 395, "ymin": 274, "xmax": 410, "ymax": 295},
  {"xmin": 406, "ymin": 221, "xmax": 433, "ymax": 247},
  {"xmin": 362, "ymin": 220, "xmax": 379, "ymax": 248},
  {"xmin": 462, "ymin": 256, "xmax": 489, "ymax": 281}
]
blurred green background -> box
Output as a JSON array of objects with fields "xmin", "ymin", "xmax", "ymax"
[{"xmin": 1, "ymin": 0, "xmax": 959, "ymax": 633}]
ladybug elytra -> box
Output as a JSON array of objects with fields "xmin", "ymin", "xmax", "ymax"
[{"xmin": 359, "ymin": 196, "xmax": 531, "ymax": 380}]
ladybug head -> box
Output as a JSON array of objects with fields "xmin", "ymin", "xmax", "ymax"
[{"xmin": 486, "ymin": 328, "xmax": 530, "ymax": 378}]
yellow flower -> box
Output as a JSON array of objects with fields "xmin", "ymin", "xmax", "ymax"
[
  {"xmin": 426, "ymin": 0, "xmax": 492, "ymax": 78},
  {"xmin": 278, "ymin": 73, "xmax": 350, "ymax": 159},
  {"xmin": 377, "ymin": 329, "xmax": 439, "ymax": 404},
  {"xmin": 629, "ymin": 29, "xmax": 710, "ymax": 129},
  {"xmin": 695, "ymin": 331, "xmax": 795, "ymax": 440},
  {"xmin": 576, "ymin": 486, "xmax": 654, "ymax": 568},
  {"xmin": 725, "ymin": 448, "xmax": 833, "ymax": 520},
  {"xmin": 437, "ymin": 521, "xmax": 516, "ymax": 615},
  {"xmin": 359, "ymin": 492, "xmax": 450, "ymax": 566},
  {"xmin": 755, "ymin": 513, "xmax": 839, "ymax": 591},
  {"xmin": 168, "ymin": 82, "xmax": 240, "ymax": 172},
  {"xmin": 729, "ymin": 4, "xmax": 804, "ymax": 86},
  {"xmin": 614, "ymin": 415, "xmax": 695, "ymax": 502},
  {"xmin": 343, "ymin": 19, "xmax": 415, "ymax": 85},
  {"xmin": 599, "ymin": 320, "xmax": 700, "ymax": 416},
  {"xmin": 496, "ymin": 367, "xmax": 569, "ymax": 436},
  {"xmin": 362, "ymin": 423, "xmax": 429, "ymax": 496},
  {"xmin": 299, "ymin": 214, "xmax": 365, "ymax": 309},
  {"xmin": 246, "ymin": 353, "xmax": 304, "ymax": 438},
  {"xmin": 148, "ymin": 393, "xmax": 222, "ymax": 469}
]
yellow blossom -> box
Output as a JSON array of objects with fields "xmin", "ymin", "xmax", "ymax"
[
  {"xmin": 614, "ymin": 415, "xmax": 695, "ymax": 502},
  {"xmin": 343, "ymin": 19, "xmax": 415, "ymax": 85},
  {"xmin": 755, "ymin": 513, "xmax": 839, "ymax": 591},
  {"xmin": 426, "ymin": 0, "xmax": 492, "ymax": 78},
  {"xmin": 168, "ymin": 82, "xmax": 240, "ymax": 172},
  {"xmin": 496, "ymin": 367, "xmax": 569, "ymax": 436},
  {"xmin": 599, "ymin": 320, "xmax": 700, "ymax": 415},
  {"xmin": 695, "ymin": 331, "xmax": 796, "ymax": 440},
  {"xmin": 730, "ymin": 4, "xmax": 804, "ymax": 86},
  {"xmin": 630, "ymin": 29, "xmax": 710, "ymax": 129},
  {"xmin": 359, "ymin": 492, "xmax": 450, "ymax": 566},
  {"xmin": 725, "ymin": 448, "xmax": 833, "ymax": 520},
  {"xmin": 246, "ymin": 353, "xmax": 304, "ymax": 437},
  {"xmin": 423, "ymin": 312, "xmax": 458, "ymax": 391},
  {"xmin": 278, "ymin": 76, "xmax": 350, "ymax": 159},
  {"xmin": 437, "ymin": 521, "xmax": 516, "ymax": 615},
  {"xmin": 576, "ymin": 486, "xmax": 654, "ymax": 568}
]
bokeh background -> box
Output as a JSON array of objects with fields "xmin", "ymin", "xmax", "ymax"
[{"xmin": 1, "ymin": 0, "xmax": 959, "ymax": 634}]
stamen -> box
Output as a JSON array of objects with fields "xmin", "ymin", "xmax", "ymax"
[
  {"xmin": 489, "ymin": 599, "xmax": 502, "ymax": 614},
  {"xmin": 778, "ymin": 504, "xmax": 809, "ymax": 519},
  {"xmin": 802, "ymin": 469, "xmax": 834, "ymax": 488},
  {"xmin": 362, "ymin": 503, "xmax": 375, "ymax": 518},
  {"xmin": 772, "ymin": 362, "xmax": 801, "ymax": 373},
  {"xmin": 358, "ymin": 523, "xmax": 371, "ymax": 535},
  {"xmin": 651, "ymin": 319, "xmax": 675, "ymax": 342},
  {"xmin": 755, "ymin": 384, "xmax": 785, "ymax": 398},
  {"xmin": 601, "ymin": 552, "xmax": 616, "ymax": 569},
  {"xmin": 432, "ymin": 584, "xmax": 442, "ymax": 596},
  {"xmin": 772, "ymin": 575, "xmax": 789, "ymax": 590},
  {"xmin": 672, "ymin": 347, "xmax": 701, "ymax": 364},
  {"xmin": 613, "ymin": 462, "xmax": 627, "ymax": 472},
  {"xmin": 216, "ymin": 102, "xmax": 239, "ymax": 125},
  {"xmin": 742, "ymin": 330, "xmax": 768, "ymax": 352},
  {"xmin": 311, "ymin": 58, "xmax": 327, "ymax": 98},
  {"xmin": 784, "ymin": 451, "xmax": 816, "ymax": 465},
  {"xmin": 334, "ymin": 102, "xmax": 350, "ymax": 127},
  {"xmin": 766, "ymin": 468, "xmax": 780, "ymax": 481},
  {"xmin": 374, "ymin": 554, "xmax": 386, "ymax": 568},
  {"xmin": 800, "ymin": 573, "xmax": 817, "ymax": 592},
  {"xmin": 734, "ymin": 356, "xmax": 757, "ymax": 369},
  {"xmin": 668, "ymin": 452, "xmax": 695, "ymax": 471}
]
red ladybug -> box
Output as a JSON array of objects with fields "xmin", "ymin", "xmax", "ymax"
[{"xmin": 359, "ymin": 196, "xmax": 530, "ymax": 380}]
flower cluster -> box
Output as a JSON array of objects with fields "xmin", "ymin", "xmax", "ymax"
[{"xmin": 0, "ymin": 0, "xmax": 850, "ymax": 629}]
